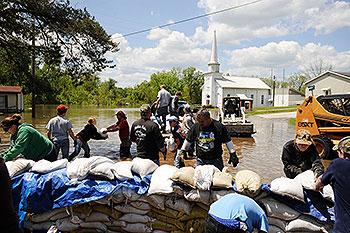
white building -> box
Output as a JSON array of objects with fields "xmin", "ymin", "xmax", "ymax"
[
  {"xmin": 274, "ymin": 88, "xmax": 305, "ymax": 107},
  {"xmin": 304, "ymin": 71, "xmax": 350, "ymax": 97},
  {"xmin": 0, "ymin": 86, "xmax": 24, "ymax": 113},
  {"xmin": 201, "ymin": 31, "xmax": 271, "ymax": 108}
]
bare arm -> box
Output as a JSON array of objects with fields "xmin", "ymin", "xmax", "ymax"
[
  {"xmin": 47, "ymin": 130, "xmax": 52, "ymax": 140},
  {"xmin": 68, "ymin": 128, "xmax": 76, "ymax": 140},
  {"xmin": 106, "ymin": 124, "xmax": 119, "ymax": 132},
  {"xmin": 315, "ymin": 176, "xmax": 324, "ymax": 192}
]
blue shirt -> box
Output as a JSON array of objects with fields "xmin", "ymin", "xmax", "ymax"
[
  {"xmin": 321, "ymin": 158, "xmax": 350, "ymax": 233},
  {"xmin": 208, "ymin": 193, "xmax": 269, "ymax": 233}
]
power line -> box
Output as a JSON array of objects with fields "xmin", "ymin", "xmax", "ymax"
[{"xmin": 117, "ymin": 0, "xmax": 264, "ymax": 38}]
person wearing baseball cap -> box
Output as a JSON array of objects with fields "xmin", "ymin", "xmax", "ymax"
[
  {"xmin": 130, "ymin": 104, "xmax": 167, "ymax": 165},
  {"xmin": 315, "ymin": 136, "xmax": 350, "ymax": 232},
  {"xmin": 46, "ymin": 104, "xmax": 76, "ymax": 160},
  {"xmin": 281, "ymin": 129, "xmax": 324, "ymax": 179},
  {"xmin": 167, "ymin": 115, "xmax": 186, "ymax": 168}
]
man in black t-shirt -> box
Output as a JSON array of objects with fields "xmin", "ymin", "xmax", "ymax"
[
  {"xmin": 315, "ymin": 136, "xmax": 350, "ymax": 233},
  {"xmin": 179, "ymin": 108, "xmax": 239, "ymax": 170},
  {"xmin": 130, "ymin": 105, "xmax": 167, "ymax": 165}
]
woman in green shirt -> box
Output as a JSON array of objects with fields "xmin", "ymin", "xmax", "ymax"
[{"xmin": 0, "ymin": 114, "xmax": 56, "ymax": 162}]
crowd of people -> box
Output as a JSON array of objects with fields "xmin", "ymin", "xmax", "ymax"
[{"xmin": 0, "ymin": 84, "xmax": 349, "ymax": 232}]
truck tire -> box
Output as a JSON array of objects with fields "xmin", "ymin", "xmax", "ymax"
[{"xmin": 313, "ymin": 136, "xmax": 334, "ymax": 159}]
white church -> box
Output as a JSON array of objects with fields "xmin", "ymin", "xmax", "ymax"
[{"xmin": 201, "ymin": 31, "xmax": 271, "ymax": 109}]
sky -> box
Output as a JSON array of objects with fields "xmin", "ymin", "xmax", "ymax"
[{"xmin": 71, "ymin": 0, "xmax": 350, "ymax": 87}]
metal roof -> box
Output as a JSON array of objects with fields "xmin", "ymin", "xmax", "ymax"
[
  {"xmin": 305, "ymin": 70, "xmax": 350, "ymax": 85},
  {"xmin": 0, "ymin": 86, "xmax": 23, "ymax": 93},
  {"xmin": 216, "ymin": 75, "xmax": 271, "ymax": 90}
]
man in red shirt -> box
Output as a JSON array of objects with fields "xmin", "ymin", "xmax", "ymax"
[{"xmin": 105, "ymin": 110, "xmax": 131, "ymax": 159}]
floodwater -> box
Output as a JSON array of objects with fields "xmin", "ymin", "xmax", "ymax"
[{"xmin": 0, "ymin": 105, "xmax": 296, "ymax": 182}]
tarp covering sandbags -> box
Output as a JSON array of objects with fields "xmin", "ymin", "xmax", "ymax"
[{"xmin": 10, "ymin": 157, "xmax": 334, "ymax": 233}]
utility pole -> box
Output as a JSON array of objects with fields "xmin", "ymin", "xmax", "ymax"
[
  {"xmin": 272, "ymin": 75, "xmax": 276, "ymax": 107},
  {"xmin": 282, "ymin": 68, "xmax": 285, "ymax": 106},
  {"xmin": 31, "ymin": 18, "xmax": 36, "ymax": 118}
]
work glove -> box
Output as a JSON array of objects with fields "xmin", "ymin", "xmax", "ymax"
[
  {"xmin": 228, "ymin": 151, "xmax": 239, "ymax": 167},
  {"xmin": 178, "ymin": 150, "xmax": 186, "ymax": 163}
]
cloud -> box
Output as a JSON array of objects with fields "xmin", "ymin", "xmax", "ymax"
[
  {"xmin": 195, "ymin": 0, "xmax": 350, "ymax": 44},
  {"xmin": 101, "ymin": 30, "xmax": 210, "ymax": 87},
  {"xmin": 225, "ymin": 41, "xmax": 350, "ymax": 77}
]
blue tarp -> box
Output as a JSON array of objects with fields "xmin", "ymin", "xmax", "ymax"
[{"xmin": 12, "ymin": 168, "xmax": 151, "ymax": 223}]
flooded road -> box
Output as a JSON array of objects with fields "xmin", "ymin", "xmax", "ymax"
[{"xmin": 0, "ymin": 105, "xmax": 296, "ymax": 182}]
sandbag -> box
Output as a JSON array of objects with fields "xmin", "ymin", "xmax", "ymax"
[
  {"xmin": 122, "ymin": 223, "xmax": 152, "ymax": 233},
  {"xmin": 268, "ymin": 225, "xmax": 285, "ymax": 233},
  {"xmin": 85, "ymin": 212, "xmax": 110, "ymax": 222},
  {"xmin": 90, "ymin": 162, "xmax": 116, "ymax": 180},
  {"xmin": 130, "ymin": 201, "xmax": 151, "ymax": 211},
  {"xmin": 210, "ymin": 189, "xmax": 234, "ymax": 203},
  {"xmin": 270, "ymin": 177, "xmax": 304, "ymax": 202},
  {"xmin": 285, "ymin": 215, "xmax": 331, "ymax": 232},
  {"xmin": 268, "ymin": 217, "xmax": 287, "ymax": 231},
  {"xmin": 31, "ymin": 159, "xmax": 68, "ymax": 174},
  {"xmin": 179, "ymin": 205, "xmax": 208, "ymax": 221},
  {"xmin": 91, "ymin": 205, "xmax": 122, "ymax": 220},
  {"xmin": 212, "ymin": 170, "xmax": 233, "ymax": 189},
  {"xmin": 123, "ymin": 187, "xmax": 141, "ymax": 202},
  {"xmin": 30, "ymin": 208, "xmax": 66, "ymax": 223},
  {"xmin": 186, "ymin": 218, "xmax": 206, "ymax": 233},
  {"xmin": 113, "ymin": 161, "xmax": 134, "ymax": 181},
  {"xmin": 152, "ymin": 220, "xmax": 179, "ymax": 232},
  {"xmin": 194, "ymin": 165, "xmax": 219, "ymax": 190},
  {"xmin": 80, "ymin": 221, "xmax": 108, "ymax": 232},
  {"xmin": 148, "ymin": 165, "xmax": 178, "ymax": 195},
  {"xmin": 105, "ymin": 220, "xmax": 127, "ymax": 227},
  {"xmin": 55, "ymin": 218, "xmax": 80, "ymax": 232},
  {"xmin": 6, "ymin": 158, "xmax": 35, "ymax": 177},
  {"xmin": 235, "ymin": 169, "xmax": 261, "ymax": 196},
  {"xmin": 165, "ymin": 196, "xmax": 193, "ymax": 215},
  {"xmin": 111, "ymin": 189, "xmax": 125, "ymax": 204},
  {"xmin": 114, "ymin": 204, "xmax": 149, "ymax": 215},
  {"xmin": 322, "ymin": 185, "xmax": 334, "ymax": 203},
  {"xmin": 151, "ymin": 206, "xmax": 182, "ymax": 219},
  {"xmin": 184, "ymin": 189, "xmax": 210, "ymax": 204},
  {"xmin": 165, "ymin": 136, "xmax": 177, "ymax": 152},
  {"xmin": 171, "ymin": 167, "xmax": 196, "ymax": 188},
  {"xmin": 49, "ymin": 211, "xmax": 70, "ymax": 221},
  {"xmin": 119, "ymin": 213, "xmax": 153, "ymax": 223},
  {"xmin": 131, "ymin": 157, "xmax": 158, "ymax": 178},
  {"xmin": 139, "ymin": 194, "xmax": 165, "ymax": 210},
  {"xmin": 260, "ymin": 197, "xmax": 300, "ymax": 221},
  {"xmin": 294, "ymin": 170, "xmax": 315, "ymax": 190},
  {"xmin": 23, "ymin": 221, "xmax": 53, "ymax": 231}
]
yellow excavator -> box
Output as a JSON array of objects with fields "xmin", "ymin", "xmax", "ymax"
[{"xmin": 296, "ymin": 94, "xmax": 350, "ymax": 159}]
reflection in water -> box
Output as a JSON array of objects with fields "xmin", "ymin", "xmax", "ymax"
[{"xmin": 0, "ymin": 106, "xmax": 295, "ymax": 182}]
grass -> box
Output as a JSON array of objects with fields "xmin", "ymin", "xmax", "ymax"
[
  {"xmin": 247, "ymin": 105, "xmax": 298, "ymax": 116},
  {"xmin": 288, "ymin": 118, "xmax": 296, "ymax": 125}
]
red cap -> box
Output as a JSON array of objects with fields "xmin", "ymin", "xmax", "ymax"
[{"xmin": 56, "ymin": 104, "xmax": 68, "ymax": 112}]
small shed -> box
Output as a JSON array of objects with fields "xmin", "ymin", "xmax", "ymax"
[
  {"xmin": 0, "ymin": 86, "xmax": 24, "ymax": 113},
  {"xmin": 273, "ymin": 88, "xmax": 305, "ymax": 107}
]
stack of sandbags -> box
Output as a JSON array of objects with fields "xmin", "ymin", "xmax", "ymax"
[{"xmin": 6, "ymin": 158, "xmax": 35, "ymax": 177}]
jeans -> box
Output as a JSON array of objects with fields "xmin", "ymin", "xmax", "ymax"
[
  {"xmin": 53, "ymin": 138, "xmax": 69, "ymax": 159},
  {"xmin": 69, "ymin": 138, "xmax": 90, "ymax": 161},
  {"xmin": 205, "ymin": 215, "xmax": 246, "ymax": 233},
  {"xmin": 197, "ymin": 157, "xmax": 224, "ymax": 171},
  {"xmin": 44, "ymin": 145, "xmax": 58, "ymax": 162},
  {"xmin": 174, "ymin": 150, "xmax": 185, "ymax": 168},
  {"xmin": 120, "ymin": 139, "xmax": 131, "ymax": 159},
  {"xmin": 157, "ymin": 106, "xmax": 168, "ymax": 132}
]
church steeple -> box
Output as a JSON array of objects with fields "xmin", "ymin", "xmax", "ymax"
[{"xmin": 208, "ymin": 30, "xmax": 220, "ymax": 73}]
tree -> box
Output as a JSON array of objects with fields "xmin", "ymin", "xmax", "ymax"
[
  {"xmin": 180, "ymin": 67, "xmax": 204, "ymax": 104},
  {"xmin": 288, "ymin": 74, "xmax": 307, "ymax": 93},
  {"xmin": 0, "ymin": 0, "xmax": 118, "ymax": 116},
  {"xmin": 303, "ymin": 58, "xmax": 333, "ymax": 80}
]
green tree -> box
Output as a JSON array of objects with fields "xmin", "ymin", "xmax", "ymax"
[{"xmin": 288, "ymin": 74, "xmax": 307, "ymax": 93}]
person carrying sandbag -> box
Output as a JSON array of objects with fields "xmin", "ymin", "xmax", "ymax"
[
  {"xmin": 0, "ymin": 114, "xmax": 56, "ymax": 162},
  {"xmin": 315, "ymin": 136, "xmax": 350, "ymax": 233},
  {"xmin": 205, "ymin": 193, "xmax": 268, "ymax": 233},
  {"xmin": 281, "ymin": 129, "xmax": 324, "ymax": 179},
  {"xmin": 177, "ymin": 108, "xmax": 239, "ymax": 171}
]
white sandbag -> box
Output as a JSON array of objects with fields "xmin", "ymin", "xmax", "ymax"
[
  {"xmin": 80, "ymin": 221, "xmax": 108, "ymax": 232},
  {"xmin": 294, "ymin": 170, "xmax": 315, "ymax": 190},
  {"xmin": 270, "ymin": 177, "xmax": 304, "ymax": 202},
  {"xmin": 194, "ymin": 165, "xmax": 219, "ymax": 190},
  {"xmin": 210, "ymin": 189, "xmax": 234, "ymax": 203},
  {"xmin": 212, "ymin": 171, "xmax": 233, "ymax": 189},
  {"xmin": 113, "ymin": 161, "xmax": 134, "ymax": 181},
  {"xmin": 165, "ymin": 196, "xmax": 193, "ymax": 215},
  {"xmin": 119, "ymin": 213, "xmax": 153, "ymax": 223},
  {"xmin": 122, "ymin": 223, "xmax": 152, "ymax": 233},
  {"xmin": 130, "ymin": 201, "xmax": 151, "ymax": 211},
  {"xmin": 131, "ymin": 157, "xmax": 158, "ymax": 178},
  {"xmin": 322, "ymin": 185, "xmax": 334, "ymax": 203},
  {"xmin": 85, "ymin": 212, "xmax": 110, "ymax": 222},
  {"xmin": 171, "ymin": 166, "xmax": 196, "ymax": 188},
  {"xmin": 139, "ymin": 194, "xmax": 165, "ymax": 210},
  {"xmin": 268, "ymin": 217, "xmax": 287, "ymax": 231},
  {"xmin": 260, "ymin": 197, "xmax": 300, "ymax": 221},
  {"xmin": 56, "ymin": 218, "xmax": 80, "ymax": 232},
  {"xmin": 67, "ymin": 156, "xmax": 114, "ymax": 182},
  {"xmin": 99, "ymin": 128, "xmax": 108, "ymax": 138},
  {"xmin": 31, "ymin": 159, "xmax": 68, "ymax": 174},
  {"xmin": 6, "ymin": 158, "xmax": 35, "ymax": 177},
  {"xmin": 90, "ymin": 162, "xmax": 115, "ymax": 180},
  {"xmin": 23, "ymin": 221, "xmax": 53, "ymax": 231},
  {"xmin": 165, "ymin": 136, "xmax": 177, "ymax": 152},
  {"xmin": 114, "ymin": 204, "xmax": 149, "ymax": 215},
  {"xmin": 148, "ymin": 165, "xmax": 178, "ymax": 195},
  {"xmin": 184, "ymin": 189, "xmax": 210, "ymax": 204},
  {"xmin": 285, "ymin": 215, "xmax": 330, "ymax": 232},
  {"xmin": 268, "ymin": 225, "xmax": 285, "ymax": 233},
  {"xmin": 235, "ymin": 170, "xmax": 262, "ymax": 196}
]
